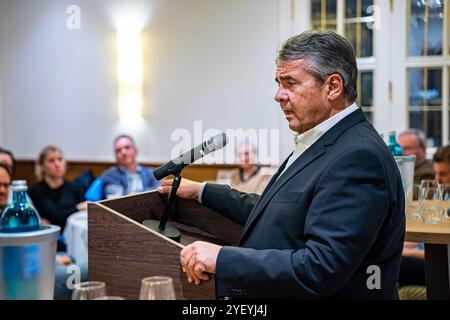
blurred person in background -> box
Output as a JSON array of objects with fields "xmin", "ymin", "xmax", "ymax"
[
  {"xmin": 217, "ymin": 142, "xmax": 274, "ymax": 195},
  {"xmin": 28, "ymin": 145, "xmax": 88, "ymax": 299},
  {"xmin": 101, "ymin": 134, "xmax": 160, "ymax": 198},
  {"xmin": 433, "ymin": 145, "xmax": 450, "ymax": 184},
  {"xmin": 29, "ymin": 145, "xmax": 86, "ymax": 232},
  {"xmin": 0, "ymin": 163, "xmax": 12, "ymax": 212},
  {"xmin": 398, "ymin": 129, "xmax": 434, "ymax": 184},
  {"xmin": 0, "ymin": 147, "xmax": 15, "ymax": 176}
]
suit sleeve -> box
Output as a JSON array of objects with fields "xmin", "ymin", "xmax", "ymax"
[
  {"xmin": 202, "ymin": 183, "xmax": 260, "ymax": 226},
  {"xmin": 216, "ymin": 149, "xmax": 394, "ymax": 299}
]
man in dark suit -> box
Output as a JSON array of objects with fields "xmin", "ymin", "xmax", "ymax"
[{"xmin": 159, "ymin": 30, "xmax": 405, "ymax": 299}]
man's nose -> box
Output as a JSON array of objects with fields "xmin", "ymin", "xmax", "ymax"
[{"xmin": 275, "ymin": 87, "xmax": 287, "ymax": 102}]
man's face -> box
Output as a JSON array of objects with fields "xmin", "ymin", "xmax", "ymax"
[
  {"xmin": 275, "ymin": 59, "xmax": 331, "ymax": 134},
  {"xmin": 398, "ymin": 134, "xmax": 425, "ymax": 163},
  {"xmin": 237, "ymin": 144, "xmax": 256, "ymax": 170},
  {"xmin": 434, "ymin": 162, "xmax": 450, "ymax": 184},
  {"xmin": 114, "ymin": 137, "xmax": 138, "ymax": 167},
  {"xmin": 0, "ymin": 167, "xmax": 11, "ymax": 210}
]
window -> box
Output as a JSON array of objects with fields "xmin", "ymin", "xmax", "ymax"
[{"xmin": 406, "ymin": 0, "xmax": 449, "ymax": 147}]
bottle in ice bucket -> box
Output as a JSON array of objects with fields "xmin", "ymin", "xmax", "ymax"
[
  {"xmin": 0, "ymin": 180, "xmax": 40, "ymax": 233},
  {"xmin": 387, "ymin": 131, "xmax": 403, "ymax": 157}
]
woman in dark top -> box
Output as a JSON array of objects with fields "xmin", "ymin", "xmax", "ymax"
[{"xmin": 29, "ymin": 145, "xmax": 87, "ymax": 231}]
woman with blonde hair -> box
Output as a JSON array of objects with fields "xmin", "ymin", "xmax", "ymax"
[{"xmin": 29, "ymin": 145, "xmax": 87, "ymax": 231}]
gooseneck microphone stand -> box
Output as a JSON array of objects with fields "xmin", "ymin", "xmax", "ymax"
[{"xmin": 143, "ymin": 173, "xmax": 182, "ymax": 242}]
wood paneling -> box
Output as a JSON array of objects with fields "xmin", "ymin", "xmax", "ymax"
[{"xmin": 15, "ymin": 160, "xmax": 240, "ymax": 185}]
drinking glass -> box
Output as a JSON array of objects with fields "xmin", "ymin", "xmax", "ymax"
[
  {"xmin": 71, "ymin": 281, "xmax": 106, "ymax": 300},
  {"xmin": 442, "ymin": 184, "xmax": 450, "ymax": 220},
  {"xmin": 405, "ymin": 184, "xmax": 421, "ymax": 219},
  {"xmin": 139, "ymin": 276, "xmax": 176, "ymax": 300},
  {"xmin": 419, "ymin": 180, "xmax": 443, "ymax": 224}
]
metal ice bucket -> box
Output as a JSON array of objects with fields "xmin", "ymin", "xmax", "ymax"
[{"xmin": 0, "ymin": 225, "xmax": 60, "ymax": 300}]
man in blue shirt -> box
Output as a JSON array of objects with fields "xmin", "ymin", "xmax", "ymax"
[{"xmin": 102, "ymin": 134, "xmax": 160, "ymax": 199}]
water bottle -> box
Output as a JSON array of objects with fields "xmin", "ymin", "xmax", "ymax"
[
  {"xmin": 387, "ymin": 131, "xmax": 403, "ymax": 157},
  {"xmin": 0, "ymin": 180, "xmax": 40, "ymax": 233}
]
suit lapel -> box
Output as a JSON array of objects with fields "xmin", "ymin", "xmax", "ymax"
[{"xmin": 239, "ymin": 108, "xmax": 367, "ymax": 245}]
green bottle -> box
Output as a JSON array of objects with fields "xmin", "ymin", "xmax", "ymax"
[
  {"xmin": 387, "ymin": 131, "xmax": 403, "ymax": 157},
  {"xmin": 0, "ymin": 180, "xmax": 40, "ymax": 233}
]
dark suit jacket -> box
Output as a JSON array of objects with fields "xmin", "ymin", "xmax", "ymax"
[{"xmin": 202, "ymin": 108, "xmax": 405, "ymax": 299}]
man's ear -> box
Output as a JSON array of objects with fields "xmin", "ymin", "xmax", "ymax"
[{"xmin": 326, "ymin": 74, "xmax": 344, "ymax": 101}]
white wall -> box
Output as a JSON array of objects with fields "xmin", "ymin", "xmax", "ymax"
[{"xmin": 0, "ymin": 0, "xmax": 288, "ymax": 163}]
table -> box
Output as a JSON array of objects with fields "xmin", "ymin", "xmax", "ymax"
[
  {"xmin": 63, "ymin": 210, "xmax": 88, "ymax": 265},
  {"xmin": 405, "ymin": 217, "xmax": 450, "ymax": 300}
]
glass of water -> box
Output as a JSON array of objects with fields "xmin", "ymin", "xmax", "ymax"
[
  {"xmin": 419, "ymin": 180, "xmax": 444, "ymax": 224},
  {"xmin": 139, "ymin": 276, "xmax": 176, "ymax": 300},
  {"xmin": 71, "ymin": 281, "xmax": 106, "ymax": 300}
]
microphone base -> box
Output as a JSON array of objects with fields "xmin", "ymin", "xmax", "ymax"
[{"xmin": 142, "ymin": 219, "xmax": 181, "ymax": 243}]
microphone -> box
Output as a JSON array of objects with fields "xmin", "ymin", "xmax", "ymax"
[{"xmin": 154, "ymin": 132, "xmax": 229, "ymax": 180}]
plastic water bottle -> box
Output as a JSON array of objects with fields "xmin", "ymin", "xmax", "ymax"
[
  {"xmin": 387, "ymin": 131, "xmax": 403, "ymax": 157},
  {"xmin": 0, "ymin": 180, "xmax": 40, "ymax": 233}
]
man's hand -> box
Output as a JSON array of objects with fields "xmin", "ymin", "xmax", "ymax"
[
  {"xmin": 76, "ymin": 201, "xmax": 88, "ymax": 211},
  {"xmin": 180, "ymin": 241, "xmax": 222, "ymax": 285},
  {"xmin": 158, "ymin": 178, "xmax": 202, "ymax": 200}
]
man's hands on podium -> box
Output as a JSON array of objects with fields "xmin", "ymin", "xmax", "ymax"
[
  {"xmin": 158, "ymin": 179, "xmax": 221, "ymax": 284},
  {"xmin": 157, "ymin": 178, "xmax": 202, "ymax": 200},
  {"xmin": 180, "ymin": 241, "xmax": 222, "ymax": 285}
]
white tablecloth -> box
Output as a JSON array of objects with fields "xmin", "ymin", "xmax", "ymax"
[{"xmin": 63, "ymin": 210, "xmax": 88, "ymax": 264}]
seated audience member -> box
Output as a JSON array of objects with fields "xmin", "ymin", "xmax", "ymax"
[
  {"xmin": 398, "ymin": 129, "xmax": 434, "ymax": 184},
  {"xmin": 398, "ymin": 145, "xmax": 450, "ymax": 299},
  {"xmin": 28, "ymin": 145, "xmax": 87, "ymax": 232},
  {"xmin": 217, "ymin": 142, "xmax": 274, "ymax": 195},
  {"xmin": 0, "ymin": 147, "xmax": 15, "ymax": 176},
  {"xmin": 432, "ymin": 145, "xmax": 450, "ymax": 184},
  {"xmin": 0, "ymin": 163, "xmax": 12, "ymax": 212},
  {"xmin": 0, "ymin": 147, "xmax": 33, "ymax": 206},
  {"xmin": 101, "ymin": 134, "xmax": 159, "ymax": 198}
]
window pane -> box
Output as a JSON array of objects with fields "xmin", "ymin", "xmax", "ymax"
[
  {"xmin": 311, "ymin": 0, "xmax": 337, "ymax": 30},
  {"xmin": 361, "ymin": 22, "xmax": 373, "ymax": 57},
  {"xmin": 360, "ymin": 71, "xmax": 373, "ymax": 107},
  {"xmin": 345, "ymin": 22, "xmax": 373, "ymax": 57},
  {"xmin": 346, "ymin": 0, "xmax": 358, "ymax": 18},
  {"xmin": 409, "ymin": 0, "xmax": 444, "ymax": 56},
  {"xmin": 361, "ymin": 0, "xmax": 374, "ymax": 17},
  {"xmin": 326, "ymin": 0, "xmax": 337, "ymax": 20},
  {"xmin": 345, "ymin": 0, "xmax": 374, "ymax": 18},
  {"xmin": 409, "ymin": 111, "xmax": 442, "ymax": 147},
  {"xmin": 409, "ymin": 68, "xmax": 442, "ymax": 107},
  {"xmin": 344, "ymin": 0, "xmax": 374, "ymax": 57},
  {"xmin": 427, "ymin": 15, "xmax": 443, "ymax": 55},
  {"xmin": 311, "ymin": 0, "xmax": 322, "ymax": 21}
]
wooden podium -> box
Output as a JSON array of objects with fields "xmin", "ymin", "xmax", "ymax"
[{"xmin": 88, "ymin": 190, "xmax": 243, "ymax": 300}]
